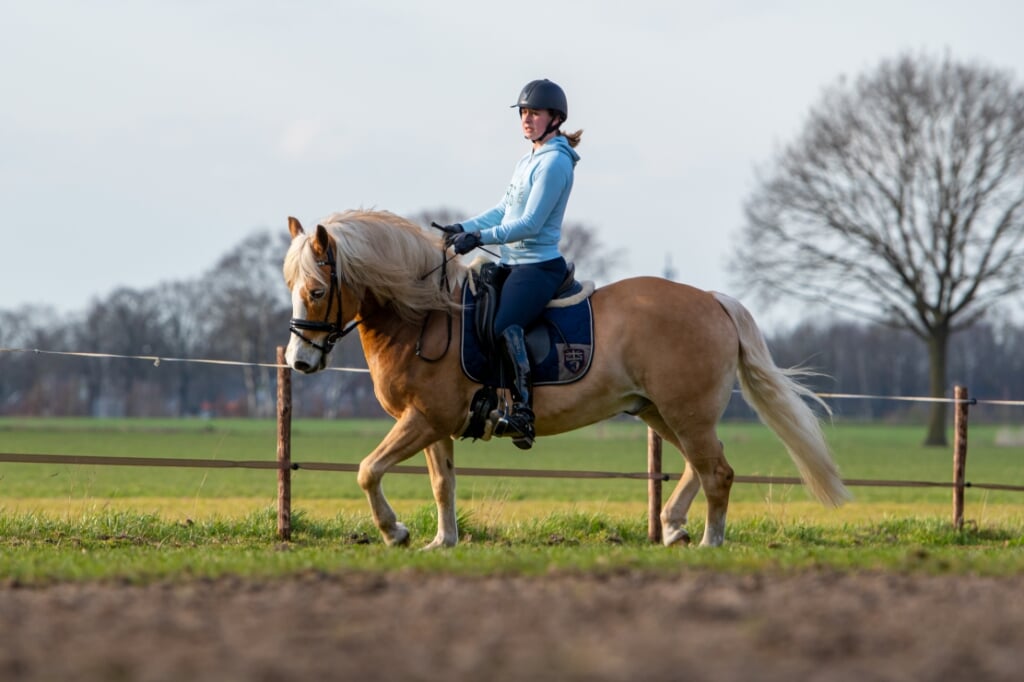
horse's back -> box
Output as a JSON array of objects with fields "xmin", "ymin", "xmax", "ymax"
[
  {"xmin": 584, "ymin": 276, "xmax": 739, "ymax": 401},
  {"xmin": 593, "ymin": 277, "xmax": 737, "ymax": 347}
]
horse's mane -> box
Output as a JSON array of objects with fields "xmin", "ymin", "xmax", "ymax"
[{"xmin": 283, "ymin": 209, "xmax": 468, "ymax": 325}]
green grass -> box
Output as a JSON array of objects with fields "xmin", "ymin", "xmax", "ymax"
[
  {"xmin": 0, "ymin": 506, "xmax": 1021, "ymax": 584},
  {"xmin": 1, "ymin": 418, "xmax": 1023, "ymax": 583}
]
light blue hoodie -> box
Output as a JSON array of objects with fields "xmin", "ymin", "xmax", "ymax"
[{"xmin": 460, "ymin": 134, "xmax": 580, "ymax": 265}]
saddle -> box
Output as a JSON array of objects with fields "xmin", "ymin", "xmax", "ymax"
[{"xmin": 457, "ymin": 261, "xmax": 595, "ymax": 440}]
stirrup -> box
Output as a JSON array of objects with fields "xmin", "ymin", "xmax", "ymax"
[{"xmin": 494, "ymin": 408, "xmax": 535, "ymax": 450}]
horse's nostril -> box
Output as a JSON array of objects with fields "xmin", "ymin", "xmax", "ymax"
[{"xmin": 294, "ymin": 360, "xmax": 312, "ymax": 373}]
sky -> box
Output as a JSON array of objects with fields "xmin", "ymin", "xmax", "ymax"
[{"xmin": 4, "ymin": 0, "xmax": 1024, "ymax": 326}]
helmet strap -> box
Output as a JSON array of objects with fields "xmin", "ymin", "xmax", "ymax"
[{"xmin": 528, "ymin": 111, "xmax": 563, "ymax": 143}]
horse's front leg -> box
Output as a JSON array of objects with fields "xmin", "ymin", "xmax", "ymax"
[
  {"xmin": 357, "ymin": 411, "xmax": 441, "ymax": 547},
  {"xmin": 639, "ymin": 413, "xmax": 700, "ymax": 547},
  {"xmin": 422, "ymin": 438, "xmax": 457, "ymax": 550}
]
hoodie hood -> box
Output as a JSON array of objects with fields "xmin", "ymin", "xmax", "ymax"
[{"xmin": 537, "ymin": 134, "xmax": 580, "ymax": 167}]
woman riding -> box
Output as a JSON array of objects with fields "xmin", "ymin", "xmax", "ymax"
[{"xmin": 442, "ymin": 78, "xmax": 583, "ymax": 450}]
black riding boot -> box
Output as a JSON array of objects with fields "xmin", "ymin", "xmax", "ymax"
[{"xmin": 494, "ymin": 325, "xmax": 535, "ymax": 450}]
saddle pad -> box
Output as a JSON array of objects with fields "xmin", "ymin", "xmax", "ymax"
[{"xmin": 460, "ymin": 282, "xmax": 594, "ymax": 386}]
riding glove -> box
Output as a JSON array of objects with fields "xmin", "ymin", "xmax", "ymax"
[
  {"xmin": 440, "ymin": 223, "xmax": 464, "ymax": 249},
  {"xmin": 450, "ymin": 231, "xmax": 482, "ymax": 255}
]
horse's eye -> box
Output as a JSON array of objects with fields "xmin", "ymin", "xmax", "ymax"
[{"xmin": 309, "ymin": 288, "xmax": 326, "ymax": 300}]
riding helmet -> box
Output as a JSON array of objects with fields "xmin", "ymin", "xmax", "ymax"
[{"xmin": 511, "ymin": 79, "xmax": 568, "ymax": 121}]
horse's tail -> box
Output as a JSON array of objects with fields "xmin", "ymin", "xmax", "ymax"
[{"xmin": 713, "ymin": 292, "xmax": 851, "ymax": 507}]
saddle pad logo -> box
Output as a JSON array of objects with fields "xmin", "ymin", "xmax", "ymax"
[{"xmin": 562, "ymin": 347, "xmax": 586, "ymax": 374}]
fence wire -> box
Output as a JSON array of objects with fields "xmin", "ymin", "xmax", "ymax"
[
  {"xmin": 2, "ymin": 346, "xmax": 1023, "ymax": 496},
  {"xmin": 2, "ymin": 453, "xmax": 1023, "ymax": 493}
]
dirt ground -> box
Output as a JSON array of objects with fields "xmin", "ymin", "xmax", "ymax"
[{"xmin": 1, "ymin": 570, "xmax": 1023, "ymax": 682}]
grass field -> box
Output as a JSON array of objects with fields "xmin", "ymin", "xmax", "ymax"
[{"xmin": 1, "ymin": 417, "xmax": 1022, "ymax": 582}]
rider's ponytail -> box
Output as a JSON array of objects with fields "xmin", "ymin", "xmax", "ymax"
[{"xmin": 561, "ymin": 129, "xmax": 583, "ymax": 148}]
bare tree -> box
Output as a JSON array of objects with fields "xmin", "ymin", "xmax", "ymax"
[
  {"xmin": 202, "ymin": 230, "xmax": 292, "ymax": 417},
  {"xmin": 151, "ymin": 280, "xmax": 217, "ymax": 415},
  {"xmin": 559, "ymin": 220, "xmax": 622, "ymax": 282},
  {"xmin": 408, "ymin": 207, "xmax": 464, "ymax": 233},
  {"xmin": 0, "ymin": 307, "xmax": 78, "ymax": 415},
  {"xmin": 78, "ymin": 288, "xmax": 168, "ymax": 416},
  {"xmin": 733, "ymin": 52, "xmax": 1024, "ymax": 445}
]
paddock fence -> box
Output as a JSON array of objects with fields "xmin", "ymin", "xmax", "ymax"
[{"xmin": 2, "ymin": 346, "xmax": 1023, "ymax": 543}]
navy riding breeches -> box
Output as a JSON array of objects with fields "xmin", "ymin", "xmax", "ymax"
[{"xmin": 493, "ymin": 257, "xmax": 568, "ymax": 335}]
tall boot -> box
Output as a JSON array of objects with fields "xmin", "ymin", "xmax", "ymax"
[{"xmin": 494, "ymin": 325, "xmax": 535, "ymax": 450}]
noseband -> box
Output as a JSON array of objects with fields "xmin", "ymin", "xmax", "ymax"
[{"xmin": 289, "ymin": 245, "xmax": 360, "ymax": 356}]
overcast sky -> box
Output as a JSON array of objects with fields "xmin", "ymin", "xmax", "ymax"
[{"xmin": 4, "ymin": 1, "xmax": 1024, "ymax": 325}]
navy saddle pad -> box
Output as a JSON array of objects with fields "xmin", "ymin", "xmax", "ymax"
[{"xmin": 459, "ymin": 281, "xmax": 594, "ymax": 386}]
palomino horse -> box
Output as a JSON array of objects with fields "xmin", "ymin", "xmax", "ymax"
[{"xmin": 283, "ymin": 209, "xmax": 849, "ymax": 548}]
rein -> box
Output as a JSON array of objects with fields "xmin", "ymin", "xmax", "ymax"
[
  {"xmin": 415, "ymin": 242, "xmax": 454, "ymax": 363},
  {"xmin": 414, "ymin": 228, "xmax": 500, "ymax": 362},
  {"xmin": 288, "ymin": 246, "xmax": 361, "ymax": 355}
]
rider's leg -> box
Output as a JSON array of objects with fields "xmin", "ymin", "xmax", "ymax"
[
  {"xmin": 494, "ymin": 324, "xmax": 535, "ymax": 449},
  {"xmin": 492, "ymin": 257, "xmax": 568, "ymax": 450}
]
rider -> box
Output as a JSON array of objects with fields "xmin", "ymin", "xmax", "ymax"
[{"xmin": 442, "ymin": 78, "xmax": 583, "ymax": 450}]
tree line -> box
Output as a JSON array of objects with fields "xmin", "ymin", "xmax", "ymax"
[{"xmin": 1, "ymin": 223, "xmax": 1022, "ymax": 423}]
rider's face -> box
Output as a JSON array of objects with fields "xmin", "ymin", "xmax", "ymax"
[{"xmin": 520, "ymin": 108, "xmax": 557, "ymax": 142}]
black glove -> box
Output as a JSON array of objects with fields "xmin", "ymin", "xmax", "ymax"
[
  {"xmin": 449, "ymin": 231, "xmax": 482, "ymax": 255},
  {"xmin": 440, "ymin": 224, "xmax": 465, "ymax": 249}
]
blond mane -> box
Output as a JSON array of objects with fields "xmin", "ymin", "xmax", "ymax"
[{"xmin": 283, "ymin": 209, "xmax": 468, "ymax": 325}]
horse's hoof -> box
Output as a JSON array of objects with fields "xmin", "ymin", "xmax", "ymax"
[
  {"xmin": 385, "ymin": 523, "xmax": 410, "ymax": 547},
  {"xmin": 662, "ymin": 527, "xmax": 692, "ymax": 547},
  {"xmin": 421, "ymin": 536, "xmax": 457, "ymax": 551}
]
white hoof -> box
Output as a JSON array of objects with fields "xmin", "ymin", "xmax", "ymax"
[
  {"xmin": 662, "ymin": 526, "xmax": 692, "ymax": 547},
  {"xmin": 421, "ymin": 535, "xmax": 456, "ymax": 551},
  {"xmin": 384, "ymin": 522, "xmax": 410, "ymax": 547}
]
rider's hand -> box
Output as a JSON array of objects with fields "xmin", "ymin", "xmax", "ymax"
[
  {"xmin": 449, "ymin": 231, "xmax": 482, "ymax": 255},
  {"xmin": 438, "ymin": 223, "xmax": 464, "ymax": 248}
]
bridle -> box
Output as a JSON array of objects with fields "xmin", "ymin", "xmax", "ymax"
[
  {"xmin": 288, "ymin": 244, "xmax": 361, "ymax": 356},
  {"xmin": 290, "ymin": 230, "xmax": 459, "ymax": 362}
]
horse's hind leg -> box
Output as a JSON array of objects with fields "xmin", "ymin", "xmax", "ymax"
[
  {"xmin": 422, "ymin": 438, "xmax": 458, "ymax": 550},
  {"xmin": 643, "ymin": 409, "xmax": 734, "ymax": 547},
  {"xmin": 680, "ymin": 430, "xmax": 734, "ymax": 547}
]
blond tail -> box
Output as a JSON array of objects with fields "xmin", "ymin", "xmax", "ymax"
[{"xmin": 713, "ymin": 293, "xmax": 851, "ymax": 507}]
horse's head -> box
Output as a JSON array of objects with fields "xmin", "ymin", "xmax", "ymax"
[{"xmin": 283, "ymin": 217, "xmax": 361, "ymax": 373}]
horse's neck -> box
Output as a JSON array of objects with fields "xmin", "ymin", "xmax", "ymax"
[{"xmin": 355, "ymin": 299, "xmax": 420, "ymax": 362}]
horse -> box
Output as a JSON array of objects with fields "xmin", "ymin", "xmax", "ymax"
[{"xmin": 282, "ymin": 209, "xmax": 849, "ymax": 549}]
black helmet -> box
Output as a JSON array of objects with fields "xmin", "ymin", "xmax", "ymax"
[{"xmin": 511, "ymin": 79, "xmax": 567, "ymax": 121}]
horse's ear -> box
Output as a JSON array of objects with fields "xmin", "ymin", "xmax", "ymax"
[
  {"xmin": 288, "ymin": 216, "xmax": 304, "ymax": 239},
  {"xmin": 313, "ymin": 224, "xmax": 331, "ymax": 256}
]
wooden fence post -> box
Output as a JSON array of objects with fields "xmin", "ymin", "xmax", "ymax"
[
  {"xmin": 952, "ymin": 384, "xmax": 969, "ymax": 531},
  {"xmin": 277, "ymin": 346, "xmax": 292, "ymax": 541},
  {"xmin": 648, "ymin": 428, "xmax": 662, "ymax": 543}
]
